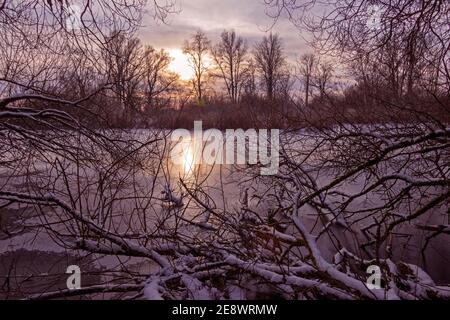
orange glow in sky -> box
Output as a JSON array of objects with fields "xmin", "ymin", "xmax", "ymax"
[{"xmin": 167, "ymin": 49, "xmax": 193, "ymax": 81}]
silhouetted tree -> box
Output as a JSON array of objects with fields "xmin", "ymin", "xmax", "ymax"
[
  {"xmin": 143, "ymin": 47, "xmax": 179, "ymax": 108},
  {"xmin": 212, "ymin": 30, "xmax": 249, "ymax": 102},
  {"xmin": 297, "ymin": 53, "xmax": 316, "ymax": 106},
  {"xmin": 313, "ymin": 59, "xmax": 333, "ymax": 99},
  {"xmin": 103, "ymin": 32, "xmax": 146, "ymax": 125},
  {"xmin": 254, "ymin": 33, "xmax": 286, "ymax": 99},
  {"xmin": 183, "ymin": 31, "xmax": 211, "ymax": 104}
]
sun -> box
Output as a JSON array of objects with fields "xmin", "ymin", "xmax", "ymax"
[{"xmin": 167, "ymin": 49, "xmax": 194, "ymax": 81}]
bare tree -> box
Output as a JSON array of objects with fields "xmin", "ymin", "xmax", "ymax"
[
  {"xmin": 298, "ymin": 53, "xmax": 335, "ymax": 104},
  {"xmin": 211, "ymin": 30, "xmax": 249, "ymax": 102},
  {"xmin": 313, "ymin": 59, "xmax": 333, "ymax": 99},
  {"xmin": 142, "ymin": 46, "xmax": 179, "ymax": 108},
  {"xmin": 183, "ymin": 31, "xmax": 211, "ymax": 104},
  {"xmin": 240, "ymin": 59, "xmax": 258, "ymax": 97},
  {"xmin": 254, "ymin": 33, "xmax": 286, "ymax": 99},
  {"xmin": 102, "ymin": 32, "xmax": 147, "ymax": 126},
  {"xmin": 297, "ymin": 53, "xmax": 316, "ymax": 106}
]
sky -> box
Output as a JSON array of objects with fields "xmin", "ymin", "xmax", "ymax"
[{"xmin": 139, "ymin": 0, "xmax": 310, "ymax": 80}]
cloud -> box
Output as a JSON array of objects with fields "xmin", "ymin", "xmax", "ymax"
[{"xmin": 139, "ymin": 0, "xmax": 310, "ymax": 59}]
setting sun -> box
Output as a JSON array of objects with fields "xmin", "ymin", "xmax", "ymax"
[{"xmin": 167, "ymin": 48, "xmax": 193, "ymax": 81}]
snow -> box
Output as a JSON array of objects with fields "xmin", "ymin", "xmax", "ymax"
[{"xmin": 144, "ymin": 278, "xmax": 164, "ymax": 300}]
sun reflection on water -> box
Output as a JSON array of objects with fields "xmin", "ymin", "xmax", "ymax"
[
  {"xmin": 182, "ymin": 142, "xmax": 195, "ymax": 176},
  {"xmin": 170, "ymin": 136, "xmax": 198, "ymax": 179}
]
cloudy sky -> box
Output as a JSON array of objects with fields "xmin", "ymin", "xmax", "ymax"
[{"xmin": 140, "ymin": 0, "xmax": 310, "ymax": 59}]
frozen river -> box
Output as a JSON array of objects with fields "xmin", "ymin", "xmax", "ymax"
[{"xmin": 0, "ymin": 129, "xmax": 449, "ymax": 298}]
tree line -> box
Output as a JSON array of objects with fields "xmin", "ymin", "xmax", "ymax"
[
  {"xmin": 107, "ymin": 29, "xmax": 338, "ymax": 110},
  {"xmin": 1, "ymin": 1, "xmax": 448, "ymax": 129}
]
